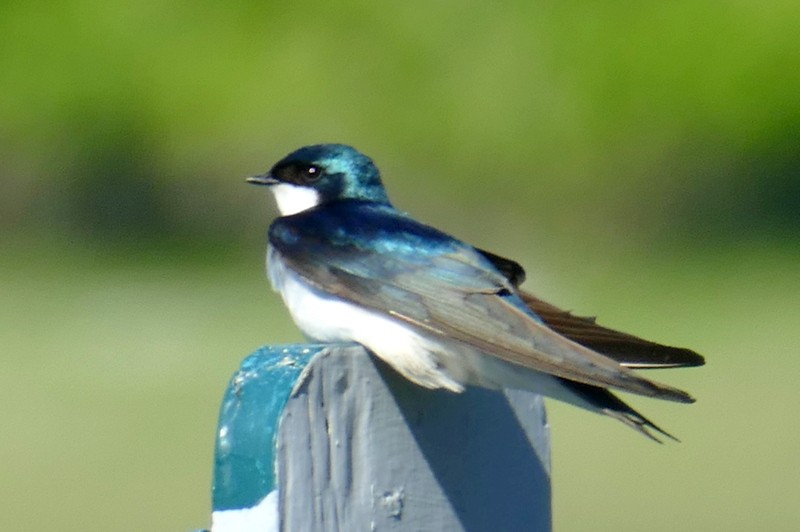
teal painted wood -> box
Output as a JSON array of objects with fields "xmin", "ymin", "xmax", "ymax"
[{"xmin": 211, "ymin": 344, "xmax": 321, "ymax": 512}]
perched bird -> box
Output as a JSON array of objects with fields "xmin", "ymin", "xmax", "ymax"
[{"xmin": 248, "ymin": 144, "xmax": 704, "ymax": 441}]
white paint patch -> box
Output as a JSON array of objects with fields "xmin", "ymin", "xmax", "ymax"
[
  {"xmin": 212, "ymin": 490, "xmax": 278, "ymax": 532},
  {"xmin": 270, "ymin": 183, "xmax": 320, "ymax": 215}
]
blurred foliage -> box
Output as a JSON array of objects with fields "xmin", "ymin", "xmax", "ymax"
[
  {"xmin": 1, "ymin": 1, "xmax": 798, "ymax": 531},
  {"xmin": 1, "ymin": 0, "xmax": 798, "ymax": 246}
]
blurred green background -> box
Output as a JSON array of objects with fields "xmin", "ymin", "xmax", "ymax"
[{"xmin": 1, "ymin": 1, "xmax": 798, "ymax": 530}]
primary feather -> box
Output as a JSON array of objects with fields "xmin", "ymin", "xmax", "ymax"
[{"xmin": 476, "ymin": 248, "xmax": 705, "ymax": 369}]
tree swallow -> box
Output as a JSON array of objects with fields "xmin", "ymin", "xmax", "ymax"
[{"xmin": 248, "ymin": 144, "xmax": 704, "ymax": 441}]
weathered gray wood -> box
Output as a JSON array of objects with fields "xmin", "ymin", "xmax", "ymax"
[{"xmin": 277, "ymin": 345, "xmax": 551, "ymax": 532}]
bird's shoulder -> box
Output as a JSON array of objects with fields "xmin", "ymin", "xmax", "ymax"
[
  {"xmin": 269, "ymin": 200, "xmax": 463, "ymax": 256},
  {"xmin": 268, "ymin": 200, "xmax": 512, "ymax": 291}
]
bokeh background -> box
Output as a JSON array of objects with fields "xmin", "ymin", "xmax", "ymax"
[{"xmin": 2, "ymin": 2, "xmax": 798, "ymax": 530}]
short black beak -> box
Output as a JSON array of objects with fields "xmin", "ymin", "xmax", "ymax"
[{"xmin": 246, "ymin": 173, "xmax": 278, "ymax": 186}]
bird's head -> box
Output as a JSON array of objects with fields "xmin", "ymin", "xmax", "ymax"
[{"xmin": 248, "ymin": 144, "xmax": 390, "ymax": 215}]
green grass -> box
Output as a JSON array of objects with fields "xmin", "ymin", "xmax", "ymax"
[
  {"xmin": 1, "ymin": 237, "xmax": 797, "ymax": 531},
  {"xmin": 542, "ymin": 242, "xmax": 800, "ymax": 531}
]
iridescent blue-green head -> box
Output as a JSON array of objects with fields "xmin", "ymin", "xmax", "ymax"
[{"xmin": 248, "ymin": 144, "xmax": 391, "ymax": 215}]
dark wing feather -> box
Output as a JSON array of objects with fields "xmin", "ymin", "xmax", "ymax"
[
  {"xmin": 561, "ymin": 379, "xmax": 678, "ymax": 442},
  {"xmin": 474, "ymin": 248, "xmax": 527, "ymax": 286},
  {"xmin": 476, "ymin": 248, "xmax": 705, "ymax": 369},
  {"xmin": 271, "ymin": 206, "xmax": 695, "ymax": 403},
  {"xmin": 519, "ymin": 292, "xmax": 705, "ymax": 368}
]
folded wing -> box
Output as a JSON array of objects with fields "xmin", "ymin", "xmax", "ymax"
[{"xmin": 271, "ymin": 204, "xmax": 696, "ymax": 403}]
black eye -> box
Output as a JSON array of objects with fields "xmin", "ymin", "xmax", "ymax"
[
  {"xmin": 272, "ymin": 161, "xmax": 324, "ymax": 185},
  {"xmin": 301, "ymin": 164, "xmax": 322, "ymax": 183}
]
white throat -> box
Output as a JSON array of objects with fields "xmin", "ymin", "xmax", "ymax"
[{"xmin": 270, "ymin": 183, "xmax": 321, "ymax": 215}]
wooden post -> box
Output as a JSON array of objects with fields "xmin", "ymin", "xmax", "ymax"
[{"xmin": 209, "ymin": 344, "xmax": 551, "ymax": 532}]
